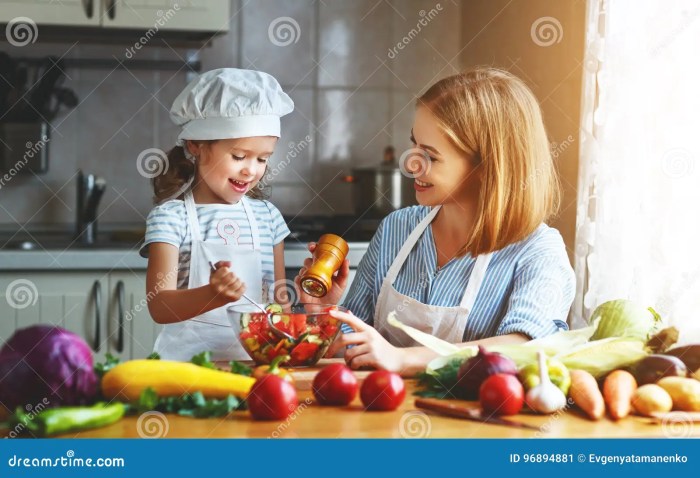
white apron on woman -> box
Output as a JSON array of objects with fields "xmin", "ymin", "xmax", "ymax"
[
  {"xmin": 373, "ymin": 205, "xmax": 493, "ymax": 347},
  {"xmin": 153, "ymin": 191, "xmax": 263, "ymax": 361}
]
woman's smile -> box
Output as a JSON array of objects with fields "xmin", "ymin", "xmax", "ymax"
[{"xmin": 414, "ymin": 179, "xmax": 433, "ymax": 192}]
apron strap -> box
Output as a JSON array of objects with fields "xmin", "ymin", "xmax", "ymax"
[
  {"xmin": 241, "ymin": 197, "xmax": 261, "ymax": 251},
  {"xmin": 184, "ymin": 191, "xmax": 203, "ymax": 242},
  {"xmin": 386, "ymin": 206, "xmax": 441, "ymax": 284},
  {"xmin": 459, "ymin": 252, "xmax": 493, "ymax": 311}
]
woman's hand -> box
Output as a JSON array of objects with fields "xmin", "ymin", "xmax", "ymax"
[
  {"xmin": 209, "ymin": 260, "xmax": 247, "ymax": 306},
  {"xmin": 293, "ymin": 242, "xmax": 350, "ymax": 305},
  {"xmin": 325, "ymin": 309, "xmax": 408, "ymax": 374}
]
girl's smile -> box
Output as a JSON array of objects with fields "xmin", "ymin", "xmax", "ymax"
[
  {"xmin": 228, "ymin": 178, "xmax": 252, "ymax": 193},
  {"xmin": 188, "ymin": 136, "xmax": 278, "ymax": 204}
]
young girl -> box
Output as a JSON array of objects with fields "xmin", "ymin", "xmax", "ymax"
[
  {"xmin": 140, "ymin": 68, "xmax": 294, "ymax": 362},
  {"xmin": 296, "ymin": 67, "xmax": 575, "ymax": 375}
]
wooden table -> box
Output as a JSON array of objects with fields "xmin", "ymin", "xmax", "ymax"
[{"xmin": 62, "ymin": 360, "xmax": 696, "ymax": 439}]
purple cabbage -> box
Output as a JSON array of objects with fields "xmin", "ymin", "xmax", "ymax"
[{"xmin": 0, "ymin": 325, "xmax": 98, "ymax": 410}]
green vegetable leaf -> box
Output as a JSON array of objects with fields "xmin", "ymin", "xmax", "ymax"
[
  {"xmin": 136, "ymin": 387, "xmax": 160, "ymax": 414},
  {"xmin": 146, "ymin": 352, "xmax": 161, "ymax": 360},
  {"xmin": 229, "ymin": 360, "xmax": 252, "ymax": 376},
  {"xmin": 190, "ymin": 351, "xmax": 216, "ymax": 369},
  {"xmin": 94, "ymin": 353, "xmax": 120, "ymax": 379},
  {"xmin": 132, "ymin": 387, "xmax": 244, "ymax": 418},
  {"xmin": 415, "ymin": 358, "xmax": 462, "ymax": 399}
]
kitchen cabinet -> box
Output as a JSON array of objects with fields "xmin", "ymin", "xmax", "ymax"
[
  {"xmin": 0, "ymin": 0, "xmax": 100, "ymax": 27},
  {"xmin": 0, "ymin": 1, "xmax": 229, "ymax": 32},
  {"xmin": 0, "ymin": 271, "xmax": 160, "ymax": 362},
  {"xmin": 102, "ymin": 1, "xmax": 230, "ymax": 32}
]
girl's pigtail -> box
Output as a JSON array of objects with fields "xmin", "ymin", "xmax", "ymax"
[{"xmin": 152, "ymin": 146, "xmax": 195, "ymax": 203}]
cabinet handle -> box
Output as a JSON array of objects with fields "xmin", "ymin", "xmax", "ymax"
[
  {"xmin": 92, "ymin": 280, "xmax": 101, "ymax": 352},
  {"xmin": 116, "ymin": 280, "xmax": 125, "ymax": 353},
  {"xmin": 107, "ymin": 0, "xmax": 116, "ymax": 20},
  {"xmin": 84, "ymin": 0, "xmax": 94, "ymax": 18}
]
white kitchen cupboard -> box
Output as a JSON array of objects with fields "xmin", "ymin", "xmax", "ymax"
[
  {"xmin": 0, "ymin": 271, "xmax": 160, "ymax": 363},
  {"xmin": 102, "ymin": 1, "xmax": 230, "ymax": 32},
  {"xmin": 0, "ymin": 0, "xmax": 101, "ymax": 27},
  {"xmin": 0, "ymin": 1, "xmax": 229, "ymax": 32}
]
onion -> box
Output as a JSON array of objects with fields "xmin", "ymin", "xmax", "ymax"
[{"xmin": 455, "ymin": 346, "xmax": 518, "ymax": 399}]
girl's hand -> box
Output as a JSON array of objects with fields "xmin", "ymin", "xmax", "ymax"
[
  {"xmin": 325, "ymin": 309, "xmax": 407, "ymax": 374},
  {"xmin": 209, "ymin": 261, "xmax": 247, "ymax": 306},
  {"xmin": 293, "ymin": 242, "xmax": 350, "ymax": 305}
]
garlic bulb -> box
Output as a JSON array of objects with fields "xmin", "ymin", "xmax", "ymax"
[{"xmin": 525, "ymin": 350, "xmax": 568, "ymax": 414}]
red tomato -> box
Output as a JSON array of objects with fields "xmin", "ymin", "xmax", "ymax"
[
  {"xmin": 360, "ymin": 371, "xmax": 406, "ymax": 411},
  {"xmin": 290, "ymin": 342, "xmax": 319, "ymax": 365},
  {"xmin": 479, "ymin": 373, "xmax": 524, "ymax": 416},
  {"xmin": 312, "ymin": 364, "xmax": 359, "ymax": 406},
  {"xmin": 247, "ymin": 375, "xmax": 299, "ymax": 421}
]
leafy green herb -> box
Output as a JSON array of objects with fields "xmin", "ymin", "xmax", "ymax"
[
  {"xmin": 133, "ymin": 386, "xmax": 244, "ymax": 418},
  {"xmin": 190, "ymin": 351, "xmax": 216, "ymax": 369},
  {"xmin": 414, "ymin": 358, "xmax": 462, "ymax": 399},
  {"xmin": 94, "ymin": 353, "xmax": 120, "ymax": 380},
  {"xmin": 229, "ymin": 360, "xmax": 252, "ymax": 376},
  {"xmin": 146, "ymin": 352, "xmax": 161, "ymax": 360}
]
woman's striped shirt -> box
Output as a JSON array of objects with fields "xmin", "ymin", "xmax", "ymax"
[
  {"xmin": 341, "ymin": 206, "xmax": 575, "ymax": 341},
  {"xmin": 140, "ymin": 198, "xmax": 289, "ymax": 301}
]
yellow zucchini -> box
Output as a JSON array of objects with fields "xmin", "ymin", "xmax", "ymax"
[{"xmin": 102, "ymin": 360, "xmax": 256, "ymax": 401}]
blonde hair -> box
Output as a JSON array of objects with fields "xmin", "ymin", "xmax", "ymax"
[
  {"xmin": 152, "ymin": 141, "xmax": 267, "ymax": 203},
  {"xmin": 418, "ymin": 66, "xmax": 560, "ymax": 256}
]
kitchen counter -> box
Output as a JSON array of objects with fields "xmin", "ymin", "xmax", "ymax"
[
  {"xmin": 53, "ymin": 360, "xmax": 694, "ymax": 439},
  {"xmin": 0, "ymin": 242, "xmax": 370, "ymax": 271}
]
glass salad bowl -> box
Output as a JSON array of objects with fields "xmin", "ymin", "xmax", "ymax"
[{"xmin": 228, "ymin": 303, "xmax": 345, "ymax": 366}]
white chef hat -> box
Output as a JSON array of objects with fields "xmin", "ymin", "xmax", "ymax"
[{"xmin": 170, "ymin": 68, "xmax": 294, "ymax": 153}]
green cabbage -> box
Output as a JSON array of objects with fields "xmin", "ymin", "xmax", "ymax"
[{"xmin": 589, "ymin": 299, "xmax": 662, "ymax": 341}]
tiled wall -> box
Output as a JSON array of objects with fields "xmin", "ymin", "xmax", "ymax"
[{"xmin": 0, "ymin": 0, "xmax": 462, "ymax": 229}]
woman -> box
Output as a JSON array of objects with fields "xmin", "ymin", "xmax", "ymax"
[{"xmin": 296, "ymin": 67, "xmax": 575, "ymax": 376}]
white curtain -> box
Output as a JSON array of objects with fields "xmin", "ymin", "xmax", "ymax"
[{"xmin": 574, "ymin": 0, "xmax": 700, "ymax": 344}]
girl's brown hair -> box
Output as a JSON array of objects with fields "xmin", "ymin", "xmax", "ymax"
[
  {"xmin": 418, "ymin": 66, "xmax": 560, "ymax": 256},
  {"xmin": 152, "ymin": 141, "xmax": 267, "ymax": 203}
]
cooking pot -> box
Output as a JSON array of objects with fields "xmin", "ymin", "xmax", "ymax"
[{"xmin": 343, "ymin": 165, "xmax": 418, "ymax": 218}]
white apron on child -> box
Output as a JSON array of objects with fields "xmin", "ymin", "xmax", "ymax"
[
  {"xmin": 373, "ymin": 205, "xmax": 493, "ymax": 347},
  {"xmin": 153, "ymin": 191, "xmax": 263, "ymax": 362}
]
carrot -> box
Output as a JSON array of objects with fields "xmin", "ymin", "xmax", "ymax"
[
  {"xmin": 568, "ymin": 369, "xmax": 605, "ymax": 420},
  {"xmin": 602, "ymin": 370, "xmax": 638, "ymax": 420}
]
